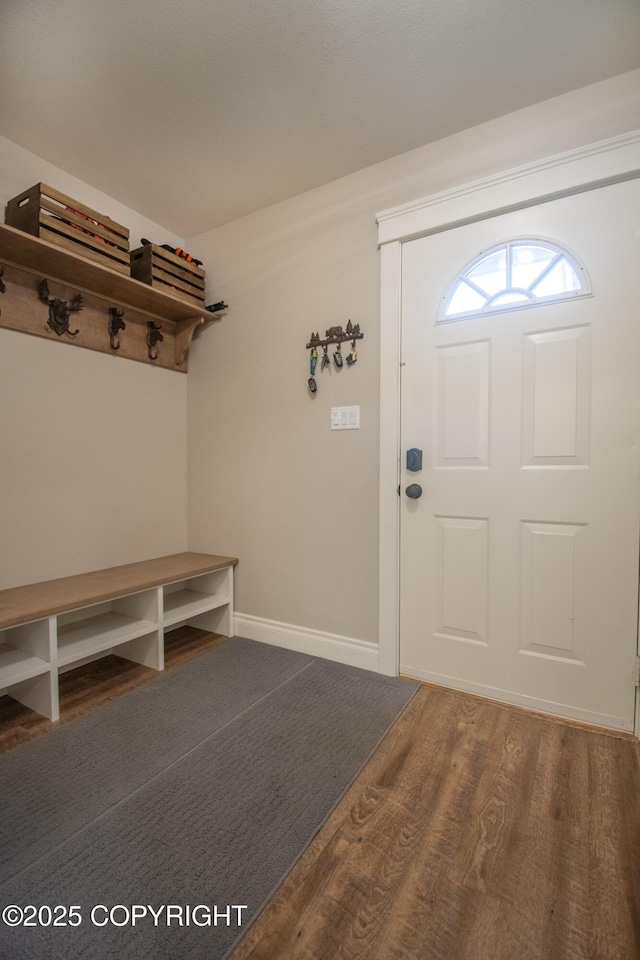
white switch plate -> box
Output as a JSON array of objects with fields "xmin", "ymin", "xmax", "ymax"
[{"xmin": 331, "ymin": 405, "xmax": 360, "ymax": 430}]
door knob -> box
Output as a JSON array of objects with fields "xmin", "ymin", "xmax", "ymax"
[{"xmin": 405, "ymin": 483, "xmax": 423, "ymax": 499}]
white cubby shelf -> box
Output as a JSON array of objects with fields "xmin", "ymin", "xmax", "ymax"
[
  {"xmin": 162, "ymin": 569, "xmax": 231, "ymax": 627},
  {"xmin": 0, "ymin": 553, "xmax": 237, "ymax": 721},
  {"xmin": 0, "ymin": 642, "xmax": 50, "ymax": 686}
]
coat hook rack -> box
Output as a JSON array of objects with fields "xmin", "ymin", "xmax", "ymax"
[{"xmin": 108, "ymin": 307, "xmax": 126, "ymax": 351}]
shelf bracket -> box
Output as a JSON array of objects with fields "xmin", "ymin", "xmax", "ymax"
[{"xmin": 175, "ymin": 316, "xmax": 206, "ymax": 366}]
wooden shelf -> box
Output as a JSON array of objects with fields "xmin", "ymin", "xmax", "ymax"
[
  {"xmin": 0, "ymin": 222, "xmax": 212, "ymax": 325},
  {"xmin": 0, "ymin": 223, "xmax": 230, "ymax": 370}
]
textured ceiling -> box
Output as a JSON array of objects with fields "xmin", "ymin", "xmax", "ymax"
[{"xmin": 1, "ymin": 0, "xmax": 640, "ymax": 237}]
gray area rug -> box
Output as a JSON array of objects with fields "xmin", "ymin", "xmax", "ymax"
[{"xmin": 0, "ymin": 637, "xmax": 418, "ymax": 959}]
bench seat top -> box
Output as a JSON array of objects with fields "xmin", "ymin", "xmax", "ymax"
[{"xmin": 0, "ymin": 552, "xmax": 238, "ymax": 630}]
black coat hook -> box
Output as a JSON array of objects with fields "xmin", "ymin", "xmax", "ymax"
[
  {"xmin": 146, "ymin": 321, "xmax": 163, "ymax": 361},
  {"xmin": 108, "ymin": 307, "xmax": 126, "ymax": 350},
  {"xmin": 38, "ymin": 279, "xmax": 83, "ymax": 337}
]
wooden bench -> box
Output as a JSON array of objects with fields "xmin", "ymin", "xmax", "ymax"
[{"xmin": 0, "ymin": 552, "xmax": 238, "ymax": 721}]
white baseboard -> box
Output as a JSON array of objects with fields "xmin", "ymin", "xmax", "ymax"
[
  {"xmin": 400, "ymin": 663, "xmax": 634, "ymax": 733},
  {"xmin": 234, "ymin": 613, "xmax": 379, "ymax": 671}
]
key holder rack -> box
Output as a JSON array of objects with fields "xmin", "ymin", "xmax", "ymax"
[
  {"xmin": 306, "ymin": 320, "xmax": 363, "ymax": 350},
  {"xmin": 306, "ymin": 321, "xmax": 364, "ymax": 394}
]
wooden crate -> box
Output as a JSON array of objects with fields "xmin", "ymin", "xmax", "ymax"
[
  {"xmin": 129, "ymin": 243, "xmax": 206, "ymax": 306},
  {"xmin": 5, "ymin": 183, "xmax": 130, "ymax": 275}
]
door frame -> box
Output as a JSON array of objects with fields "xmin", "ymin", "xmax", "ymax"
[{"xmin": 376, "ymin": 130, "xmax": 640, "ymax": 734}]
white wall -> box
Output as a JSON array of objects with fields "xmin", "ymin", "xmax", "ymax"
[
  {"xmin": 186, "ymin": 70, "xmax": 640, "ymax": 648},
  {"xmin": 0, "ymin": 138, "xmax": 189, "ymax": 589},
  {"xmin": 0, "ymin": 135, "xmax": 185, "ymax": 253},
  {"xmin": 2, "ymin": 71, "xmax": 639, "ymax": 622}
]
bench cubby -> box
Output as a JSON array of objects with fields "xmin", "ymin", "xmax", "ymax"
[
  {"xmin": 56, "ymin": 588, "xmax": 161, "ymax": 669},
  {"xmin": 162, "ymin": 568, "xmax": 232, "ymax": 634}
]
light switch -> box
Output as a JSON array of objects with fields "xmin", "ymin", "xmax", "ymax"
[{"xmin": 331, "ymin": 405, "xmax": 360, "ymax": 430}]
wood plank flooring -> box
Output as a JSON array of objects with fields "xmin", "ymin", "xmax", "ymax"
[
  {"xmin": 0, "ymin": 635, "xmax": 638, "ymax": 958},
  {"xmin": 230, "ymin": 683, "xmax": 640, "ymax": 960}
]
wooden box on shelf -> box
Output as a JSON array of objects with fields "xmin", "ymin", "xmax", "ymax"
[
  {"xmin": 5, "ymin": 183, "xmax": 130, "ymax": 275},
  {"xmin": 130, "ymin": 243, "xmax": 206, "ymax": 307}
]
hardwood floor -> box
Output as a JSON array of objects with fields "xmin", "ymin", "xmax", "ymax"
[
  {"xmin": 230, "ymin": 683, "xmax": 640, "ymax": 960},
  {"xmin": 0, "ymin": 626, "xmax": 228, "ymax": 754},
  {"xmin": 1, "ymin": 637, "xmax": 638, "ymax": 957}
]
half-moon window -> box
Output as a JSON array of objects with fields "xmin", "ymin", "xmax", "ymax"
[{"xmin": 440, "ymin": 240, "xmax": 590, "ymax": 321}]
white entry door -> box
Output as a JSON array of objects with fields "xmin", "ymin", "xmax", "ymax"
[{"xmin": 399, "ymin": 178, "xmax": 640, "ymax": 732}]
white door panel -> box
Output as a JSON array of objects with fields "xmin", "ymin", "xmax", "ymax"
[{"xmin": 399, "ymin": 180, "xmax": 640, "ymax": 731}]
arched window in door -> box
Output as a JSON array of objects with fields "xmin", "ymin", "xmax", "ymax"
[{"xmin": 439, "ymin": 239, "xmax": 591, "ymax": 322}]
